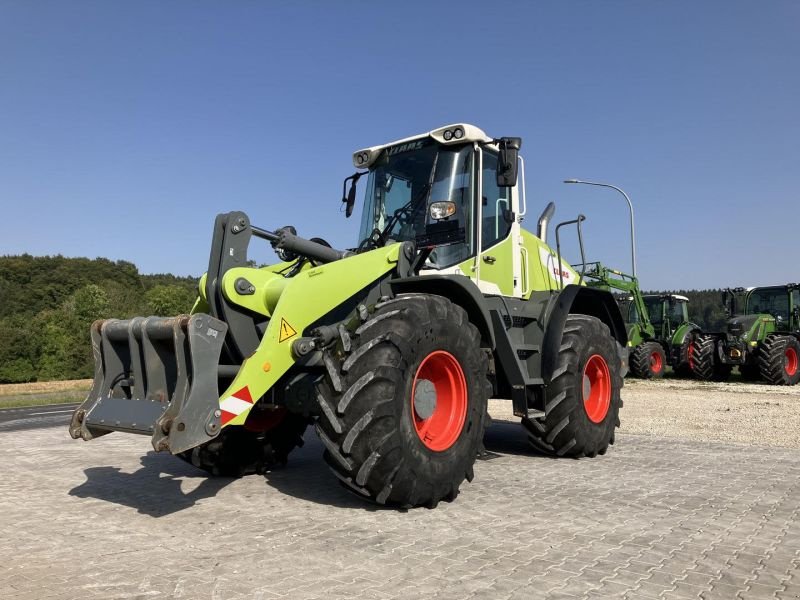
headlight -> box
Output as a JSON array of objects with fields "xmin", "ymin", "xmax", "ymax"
[{"xmin": 429, "ymin": 201, "xmax": 456, "ymax": 220}]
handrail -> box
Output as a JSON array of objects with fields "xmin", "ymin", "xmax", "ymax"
[
  {"xmin": 520, "ymin": 246, "xmax": 530, "ymax": 296},
  {"xmin": 518, "ymin": 155, "xmax": 527, "ymax": 217},
  {"xmin": 555, "ymin": 215, "xmax": 587, "ymax": 289}
]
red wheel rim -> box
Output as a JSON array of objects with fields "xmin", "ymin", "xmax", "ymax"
[
  {"xmin": 650, "ymin": 351, "xmax": 663, "ymax": 374},
  {"xmin": 411, "ymin": 350, "xmax": 468, "ymax": 451},
  {"xmin": 687, "ymin": 343, "xmax": 695, "ymax": 370},
  {"xmin": 786, "ymin": 347, "xmax": 799, "ymax": 376},
  {"xmin": 583, "ymin": 354, "xmax": 611, "ymax": 424}
]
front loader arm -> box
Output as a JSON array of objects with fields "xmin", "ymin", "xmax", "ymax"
[
  {"xmin": 216, "ymin": 244, "xmax": 402, "ymax": 428},
  {"xmin": 70, "ymin": 242, "xmax": 403, "ymax": 454}
]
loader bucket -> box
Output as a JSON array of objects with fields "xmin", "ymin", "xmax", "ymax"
[{"xmin": 69, "ymin": 313, "xmax": 230, "ymax": 454}]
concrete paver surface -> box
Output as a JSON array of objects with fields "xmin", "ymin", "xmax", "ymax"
[{"xmin": 1, "ymin": 415, "xmax": 799, "ymax": 599}]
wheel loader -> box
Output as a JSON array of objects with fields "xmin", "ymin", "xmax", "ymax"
[
  {"xmin": 69, "ymin": 123, "xmax": 628, "ymax": 508},
  {"xmin": 692, "ymin": 284, "xmax": 800, "ymax": 385},
  {"xmin": 580, "ymin": 263, "xmax": 701, "ymax": 378}
]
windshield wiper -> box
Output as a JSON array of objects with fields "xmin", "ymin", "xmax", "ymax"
[{"xmin": 378, "ymin": 152, "xmax": 440, "ymax": 245}]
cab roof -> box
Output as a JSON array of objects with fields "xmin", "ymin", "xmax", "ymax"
[{"xmin": 352, "ymin": 123, "xmax": 493, "ymax": 169}]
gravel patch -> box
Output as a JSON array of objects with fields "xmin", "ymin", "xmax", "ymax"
[{"xmin": 488, "ymin": 377, "xmax": 800, "ymax": 449}]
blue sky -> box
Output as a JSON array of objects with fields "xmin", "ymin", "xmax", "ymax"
[{"xmin": 1, "ymin": 1, "xmax": 797, "ymax": 290}]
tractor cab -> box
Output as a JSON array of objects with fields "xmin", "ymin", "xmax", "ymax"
[
  {"xmin": 347, "ymin": 123, "xmax": 579, "ymax": 298},
  {"xmin": 642, "ymin": 294, "xmax": 690, "ymax": 339},
  {"xmin": 742, "ymin": 285, "xmax": 799, "ymax": 330}
]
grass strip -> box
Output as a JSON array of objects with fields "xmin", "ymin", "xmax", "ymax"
[{"xmin": 0, "ymin": 390, "xmax": 88, "ymax": 409}]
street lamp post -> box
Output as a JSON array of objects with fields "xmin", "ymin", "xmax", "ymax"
[{"xmin": 563, "ymin": 179, "xmax": 637, "ymax": 278}]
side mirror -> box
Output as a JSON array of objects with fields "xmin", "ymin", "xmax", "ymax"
[
  {"xmin": 342, "ymin": 171, "xmax": 367, "ymax": 219},
  {"xmin": 345, "ymin": 182, "xmax": 357, "ymax": 218},
  {"xmin": 496, "ymin": 137, "xmax": 522, "ymax": 188}
]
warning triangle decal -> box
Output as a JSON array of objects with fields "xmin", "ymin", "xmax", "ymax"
[
  {"xmin": 232, "ymin": 386, "xmax": 253, "ymax": 403},
  {"xmin": 279, "ymin": 318, "xmax": 298, "ymax": 342}
]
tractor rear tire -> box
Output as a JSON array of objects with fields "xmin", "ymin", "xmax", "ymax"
[
  {"xmin": 758, "ymin": 335, "xmax": 800, "ymax": 386},
  {"xmin": 691, "ymin": 335, "xmax": 731, "ymax": 382},
  {"xmin": 630, "ymin": 341, "xmax": 666, "ymax": 379},
  {"xmin": 177, "ymin": 412, "xmax": 308, "ymax": 477},
  {"xmin": 522, "ymin": 314, "xmax": 623, "ymax": 458},
  {"xmin": 315, "ymin": 294, "xmax": 489, "ymax": 508}
]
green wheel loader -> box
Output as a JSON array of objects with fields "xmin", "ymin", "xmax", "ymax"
[
  {"xmin": 692, "ymin": 284, "xmax": 800, "ymax": 385},
  {"xmin": 581, "ymin": 263, "xmax": 701, "ymax": 378},
  {"xmin": 69, "ymin": 124, "xmax": 628, "ymax": 508}
]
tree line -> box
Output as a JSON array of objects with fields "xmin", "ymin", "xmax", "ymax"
[
  {"xmin": 0, "ymin": 255, "xmax": 198, "ymax": 383},
  {"xmin": 0, "ymin": 254, "xmax": 735, "ymax": 383}
]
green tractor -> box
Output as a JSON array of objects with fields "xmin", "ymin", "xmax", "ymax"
[
  {"xmin": 69, "ymin": 123, "xmax": 628, "ymax": 508},
  {"xmin": 637, "ymin": 294, "xmax": 701, "ymax": 377},
  {"xmin": 582, "ymin": 263, "xmax": 701, "ymax": 378},
  {"xmin": 692, "ymin": 284, "xmax": 800, "ymax": 385}
]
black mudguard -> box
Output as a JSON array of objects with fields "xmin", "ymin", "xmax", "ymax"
[
  {"xmin": 541, "ymin": 285, "xmax": 628, "ymax": 384},
  {"xmin": 388, "ymin": 275, "xmax": 496, "ymax": 349}
]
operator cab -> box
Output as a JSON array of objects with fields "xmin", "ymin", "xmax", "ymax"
[
  {"xmin": 743, "ymin": 286, "xmax": 795, "ymax": 322},
  {"xmin": 347, "ymin": 124, "xmax": 527, "ymax": 297},
  {"xmin": 641, "ymin": 294, "xmax": 689, "ymax": 334}
]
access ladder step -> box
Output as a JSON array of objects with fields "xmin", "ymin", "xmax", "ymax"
[{"xmin": 515, "ymin": 344, "xmax": 541, "ymax": 352}]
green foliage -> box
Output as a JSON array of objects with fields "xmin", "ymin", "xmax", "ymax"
[
  {"xmin": 145, "ymin": 284, "xmax": 196, "ymax": 316},
  {"xmin": 0, "ymin": 255, "xmax": 198, "ymax": 383}
]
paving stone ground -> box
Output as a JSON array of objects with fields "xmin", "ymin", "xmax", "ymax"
[{"xmin": 1, "ymin": 419, "xmax": 799, "ymax": 599}]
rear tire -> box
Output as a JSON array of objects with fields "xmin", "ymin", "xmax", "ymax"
[
  {"xmin": 758, "ymin": 335, "xmax": 800, "ymax": 386},
  {"xmin": 691, "ymin": 335, "xmax": 731, "ymax": 382},
  {"xmin": 177, "ymin": 411, "xmax": 308, "ymax": 477},
  {"xmin": 630, "ymin": 341, "xmax": 666, "ymax": 379},
  {"xmin": 315, "ymin": 294, "xmax": 489, "ymax": 508},
  {"xmin": 522, "ymin": 315, "xmax": 623, "ymax": 458}
]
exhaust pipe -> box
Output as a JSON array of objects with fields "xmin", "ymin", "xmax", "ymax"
[{"xmin": 537, "ymin": 202, "xmax": 555, "ymax": 243}]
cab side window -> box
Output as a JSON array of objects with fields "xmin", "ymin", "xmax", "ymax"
[{"xmin": 481, "ymin": 151, "xmax": 512, "ymax": 250}]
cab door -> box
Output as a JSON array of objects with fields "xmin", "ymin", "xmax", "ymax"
[{"xmin": 474, "ymin": 150, "xmax": 515, "ymax": 296}]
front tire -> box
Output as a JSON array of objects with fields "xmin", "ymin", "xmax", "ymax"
[
  {"xmin": 691, "ymin": 335, "xmax": 731, "ymax": 382},
  {"xmin": 177, "ymin": 410, "xmax": 309, "ymax": 477},
  {"xmin": 673, "ymin": 332, "xmax": 698, "ymax": 377},
  {"xmin": 315, "ymin": 294, "xmax": 489, "ymax": 508},
  {"xmin": 630, "ymin": 341, "xmax": 666, "ymax": 379},
  {"xmin": 522, "ymin": 314, "xmax": 623, "ymax": 458},
  {"xmin": 758, "ymin": 335, "xmax": 800, "ymax": 386}
]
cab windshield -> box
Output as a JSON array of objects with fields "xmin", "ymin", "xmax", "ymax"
[
  {"xmin": 747, "ymin": 288, "xmax": 789, "ymax": 320},
  {"xmin": 642, "ymin": 296, "xmax": 686, "ymax": 328},
  {"xmin": 643, "ymin": 297, "xmax": 663, "ymax": 326},
  {"xmin": 358, "ymin": 140, "xmax": 474, "ymax": 268},
  {"xmin": 667, "ymin": 299, "xmax": 686, "ymax": 325}
]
